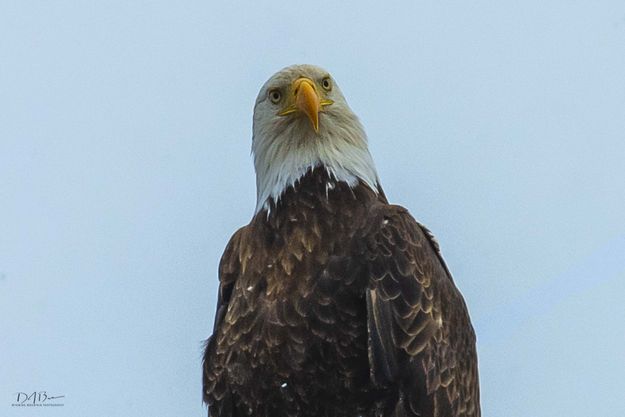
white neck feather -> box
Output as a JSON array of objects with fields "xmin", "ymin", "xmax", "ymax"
[{"xmin": 252, "ymin": 118, "xmax": 379, "ymax": 214}]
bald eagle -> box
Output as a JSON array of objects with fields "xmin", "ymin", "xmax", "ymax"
[{"xmin": 203, "ymin": 65, "xmax": 480, "ymax": 417}]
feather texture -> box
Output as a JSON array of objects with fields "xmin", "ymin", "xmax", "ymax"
[{"xmin": 203, "ymin": 170, "xmax": 480, "ymax": 417}]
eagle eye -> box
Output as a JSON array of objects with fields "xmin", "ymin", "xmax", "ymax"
[
  {"xmin": 268, "ymin": 89, "xmax": 282, "ymax": 104},
  {"xmin": 321, "ymin": 77, "xmax": 332, "ymax": 91}
]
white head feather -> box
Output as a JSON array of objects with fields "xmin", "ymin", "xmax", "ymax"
[{"xmin": 252, "ymin": 64, "xmax": 380, "ymax": 213}]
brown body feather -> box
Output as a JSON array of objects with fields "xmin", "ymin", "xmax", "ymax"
[{"xmin": 203, "ymin": 168, "xmax": 480, "ymax": 417}]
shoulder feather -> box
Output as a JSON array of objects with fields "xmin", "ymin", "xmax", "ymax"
[{"xmin": 362, "ymin": 204, "xmax": 480, "ymax": 416}]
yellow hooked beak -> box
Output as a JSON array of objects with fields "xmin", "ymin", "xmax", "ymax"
[{"xmin": 278, "ymin": 78, "xmax": 334, "ymax": 133}]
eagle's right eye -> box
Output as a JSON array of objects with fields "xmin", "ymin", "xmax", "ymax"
[{"xmin": 269, "ymin": 89, "xmax": 282, "ymax": 104}]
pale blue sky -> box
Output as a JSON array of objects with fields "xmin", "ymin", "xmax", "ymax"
[{"xmin": 1, "ymin": 1, "xmax": 624, "ymax": 416}]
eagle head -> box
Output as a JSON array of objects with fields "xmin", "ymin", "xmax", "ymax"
[{"xmin": 252, "ymin": 64, "xmax": 380, "ymax": 213}]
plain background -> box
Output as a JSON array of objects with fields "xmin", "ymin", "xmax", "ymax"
[{"xmin": 1, "ymin": 1, "xmax": 624, "ymax": 416}]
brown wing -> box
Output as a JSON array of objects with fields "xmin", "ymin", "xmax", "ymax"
[
  {"xmin": 362, "ymin": 205, "xmax": 480, "ymax": 417},
  {"xmin": 202, "ymin": 227, "xmax": 246, "ymax": 416}
]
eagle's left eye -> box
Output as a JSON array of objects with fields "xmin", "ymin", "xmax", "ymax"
[{"xmin": 321, "ymin": 77, "xmax": 332, "ymax": 91}]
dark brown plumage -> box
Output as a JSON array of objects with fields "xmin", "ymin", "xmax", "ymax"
[{"xmin": 203, "ymin": 169, "xmax": 480, "ymax": 416}]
